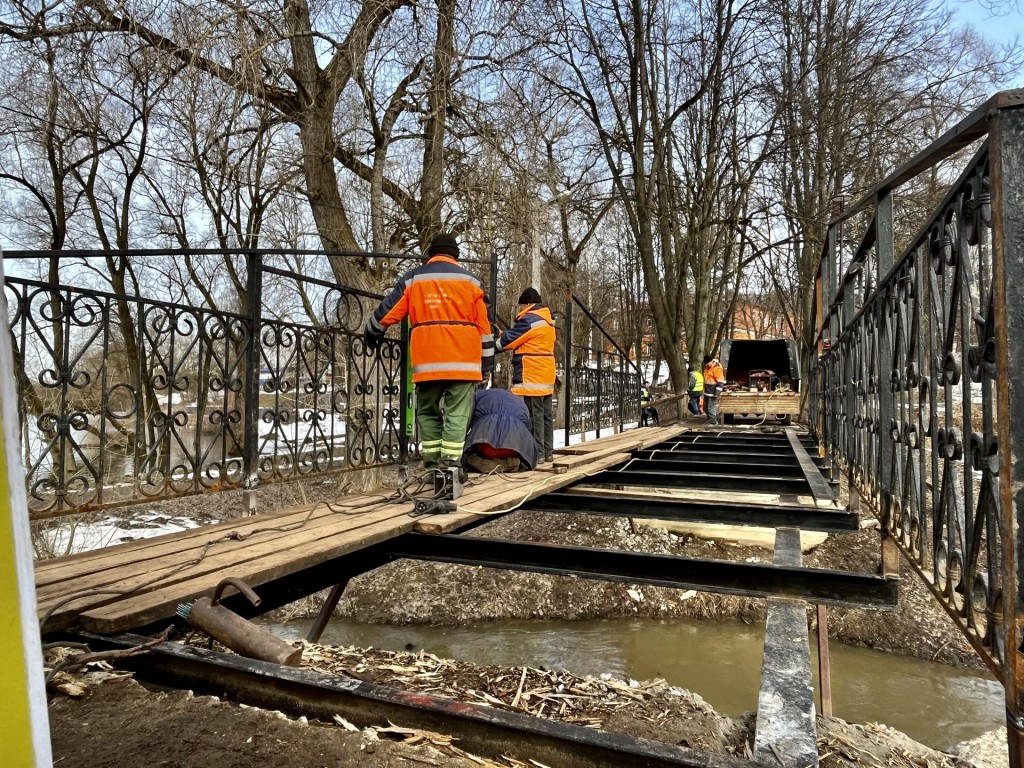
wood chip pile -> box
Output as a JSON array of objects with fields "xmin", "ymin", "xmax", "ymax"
[{"xmin": 301, "ymin": 642, "xmax": 714, "ymax": 731}]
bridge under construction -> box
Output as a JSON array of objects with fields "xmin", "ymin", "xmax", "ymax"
[{"xmin": 12, "ymin": 90, "xmax": 1024, "ymax": 767}]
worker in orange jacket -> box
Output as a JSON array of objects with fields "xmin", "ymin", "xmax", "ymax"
[
  {"xmin": 496, "ymin": 288, "xmax": 556, "ymax": 463},
  {"xmin": 363, "ymin": 234, "xmax": 493, "ymax": 469},
  {"xmin": 703, "ymin": 352, "xmax": 725, "ymax": 426}
]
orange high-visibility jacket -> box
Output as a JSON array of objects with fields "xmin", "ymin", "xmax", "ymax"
[
  {"xmin": 703, "ymin": 358, "xmax": 725, "ymax": 395},
  {"xmin": 368, "ymin": 256, "xmax": 494, "ymax": 383},
  {"xmin": 497, "ymin": 304, "xmax": 556, "ymax": 397}
]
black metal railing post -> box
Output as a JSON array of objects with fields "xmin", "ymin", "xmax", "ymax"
[
  {"xmin": 875, "ymin": 190, "xmax": 896, "ymax": 531},
  {"xmin": 595, "ymin": 348, "xmax": 603, "ymax": 439},
  {"xmin": 563, "ymin": 295, "xmax": 573, "ymax": 447},
  {"xmin": 398, "ymin": 318, "xmax": 412, "ymax": 475},
  {"xmin": 242, "ymin": 250, "xmax": 263, "ymax": 515},
  {"xmin": 489, "ymin": 251, "xmax": 498, "ymax": 328},
  {"xmin": 618, "ymin": 355, "xmax": 625, "ymax": 432},
  {"xmin": 992, "ymin": 103, "xmax": 1024, "ymax": 767}
]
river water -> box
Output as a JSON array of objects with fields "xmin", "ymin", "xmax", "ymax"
[{"xmin": 269, "ymin": 616, "xmax": 1003, "ymax": 751}]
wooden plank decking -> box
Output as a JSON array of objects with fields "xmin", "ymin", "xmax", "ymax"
[{"xmin": 36, "ymin": 425, "xmax": 685, "ymax": 635}]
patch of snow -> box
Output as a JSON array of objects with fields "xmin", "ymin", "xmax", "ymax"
[{"xmin": 36, "ymin": 509, "xmax": 207, "ymax": 557}]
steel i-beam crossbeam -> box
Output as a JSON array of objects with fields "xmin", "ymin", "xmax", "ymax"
[
  {"xmin": 526, "ymin": 492, "xmax": 857, "ymax": 532},
  {"xmin": 387, "ymin": 533, "xmax": 897, "ymax": 609},
  {"xmin": 581, "ymin": 470, "xmax": 817, "ymax": 495}
]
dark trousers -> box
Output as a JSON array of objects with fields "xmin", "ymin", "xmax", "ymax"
[
  {"xmin": 525, "ymin": 395, "xmax": 554, "ymax": 461},
  {"xmin": 688, "ymin": 393, "xmax": 702, "ymax": 415},
  {"xmin": 704, "ymin": 394, "xmax": 720, "ymax": 425}
]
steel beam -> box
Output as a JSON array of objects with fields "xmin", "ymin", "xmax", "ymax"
[
  {"xmin": 658, "ymin": 437, "xmax": 818, "ymax": 451},
  {"xmin": 582, "ymin": 470, "xmax": 817, "ymax": 495},
  {"xmin": 633, "ymin": 449, "xmax": 828, "ymax": 468},
  {"xmin": 526, "ymin": 491, "xmax": 858, "ymax": 532},
  {"xmin": 754, "ymin": 529, "xmax": 819, "ymax": 768},
  {"xmin": 387, "ymin": 533, "xmax": 898, "ymax": 608},
  {"xmin": 667, "ymin": 432, "xmax": 816, "ymax": 442},
  {"xmin": 621, "ymin": 457, "xmax": 806, "ymax": 478},
  {"xmin": 784, "ymin": 429, "xmax": 837, "ymax": 502},
  {"xmin": 72, "ymin": 632, "xmax": 764, "ymax": 768}
]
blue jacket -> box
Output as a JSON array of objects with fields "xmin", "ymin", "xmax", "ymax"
[{"xmin": 463, "ymin": 389, "xmax": 538, "ymax": 469}]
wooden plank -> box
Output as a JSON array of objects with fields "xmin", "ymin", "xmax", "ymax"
[
  {"xmin": 80, "ymin": 513, "xmax": 419, "ymax": 633},
  {"xmin": 35, "ymin": 496, "xmax": 382, "ymax": 588},
  {"xmin": 36, "ymin": 500, "xmax": 407, "ymax": 611},
  {"xmin": 563, "ymin": 486, "xmax": 817, "ymax": 510},
  {"xmin": 601, "ymin": 485, "xmax": 830, "ymax": 508},
  {"xmin": 35, "ymin": 500, "xmax": 324, "ymax": 571},
  {"xmin": 34, "ymin": 499, "xmax": 401, "ymax": 604},
  {"xmin": 414, "ymin": 452, "xmax": 634, "ymax": 534},
  {"xmin": 553, "ymin": 429, "xmax": 653, "ymax": 456},
  {"xmin": 40, "ymin": 503, "xmax": 414, "ymax": 632},
  {"xmin": 552, "ymin": 426, "xmax": 687, "ymax": 471}
]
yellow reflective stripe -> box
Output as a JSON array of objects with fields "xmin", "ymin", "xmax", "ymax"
[
  {"xmin": 413, "ymin": 362, "xmax": 481, "ymax": 374},
  {"xmin": 409, "ymin": 272, "xmax": 481, "ymax": 287}
]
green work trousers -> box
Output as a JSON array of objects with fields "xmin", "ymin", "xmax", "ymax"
[{"xmin": 416, "ymin": 381, "xmax": 476, "ymax": 468}]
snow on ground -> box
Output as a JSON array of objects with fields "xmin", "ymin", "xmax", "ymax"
[
  {"xmin": 554, "ymin": 422, "xmax": 640, "ymax": 449},
  {"xmin": 36, "ymin": 510, "xmax": 207, "ymax": 557}
]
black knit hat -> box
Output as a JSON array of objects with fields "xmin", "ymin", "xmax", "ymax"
[
  {"xmin": 703, "ymin": 353, "xmax": 714, "ymax": 365},
  {"xmin": 517, "ymin": 287, "xmax": 542, "ymax": 304},
  {"xmin": 428, "ymin": 233, "xmax": 460, "ymax": 258}
]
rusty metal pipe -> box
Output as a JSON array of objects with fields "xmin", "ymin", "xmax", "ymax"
[
  {"xmin": 211, "ymin": 577, "xmax": 262, "ymax": 607},
  {"xmin": 179, "ymin": 597, "xmax": 302, "ymax": 667}
]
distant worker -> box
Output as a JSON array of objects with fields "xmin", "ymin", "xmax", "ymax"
[
  {"xmin": 462, "ymin": 388, "xmax": 538, "ymax": 473},
  {"xmin": 687, "ymin": 364, "xmax": 704, "ymax": 416},
  {"xmin": 703, "ymin": 352, "xmax": 725, "ymax": 426},
  {"xmin": 496, "ymin": 288, "xmax": 556, "ymax": 463},
  {"xmin": 640, "ymin": 380, "xmax": 659, "ymax": 426},
  {"xmin": 363, "ymin": 233, "xmax": 493, "ymax": 469}
]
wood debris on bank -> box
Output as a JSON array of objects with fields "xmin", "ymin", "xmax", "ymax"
[{"xmin": 300, "ymin": 642, "xmax": 714, "ymax": 733}]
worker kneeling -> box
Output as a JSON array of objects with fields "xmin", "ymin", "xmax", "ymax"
[{"xmin": 462, "ymin": 388, "xmax": 538, "ymax": 473}]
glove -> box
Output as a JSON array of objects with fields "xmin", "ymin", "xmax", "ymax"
[{"xmin": 362, "ymin": 326, "xmax": 384, "ymax": 352}]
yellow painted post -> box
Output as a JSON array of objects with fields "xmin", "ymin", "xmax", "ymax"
[{"xmin": 0, "ymin": 253, "xmax": 53, "ymax": 766}]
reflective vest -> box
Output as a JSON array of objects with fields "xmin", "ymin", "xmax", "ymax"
[
  {"xmin": 640, "ymin": 387, "xmax": 653, "ymax": 406},
  {"xmin": 689, "ymin": 370, "xmax": 704, "ymax": 394},
  {"xmin": 703, "ymin": 359, "xmax": 725, "ymax": 395},
  {"xmin": 369, "ymin": 255, "xmax": 494, "ymax": 383},
  {"xmin": 497, "ymin": 304, "xmax": 556, "ymax": 397}
]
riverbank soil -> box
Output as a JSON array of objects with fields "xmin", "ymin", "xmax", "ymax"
[
  {"xmin": 325, "ymin": 508, "xmax": 978, "ymax": 667},
  {"xmin": 47, "ymin": 645, "xmax": 971, "ymax": 768}
]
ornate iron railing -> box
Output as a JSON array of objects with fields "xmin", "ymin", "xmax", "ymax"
[
  {"xmin": 5, "ymin": 249, "xmax": 639, "ymax": 520},
  {"xmin": 811, "ymin": 91, "xmax": 1024, "ymax": 759},
  {"xmin": 559, "ymin": 295, "xmax": 641, "ymax": 441},
  {"xmin": 4, "ymin": 250, "xmax": 413, "ymax": 520}
]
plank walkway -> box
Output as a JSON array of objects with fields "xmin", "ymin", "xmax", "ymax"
[{"xmin": 36, "ymin": 425, "xmax": 686, "ymax": 635}]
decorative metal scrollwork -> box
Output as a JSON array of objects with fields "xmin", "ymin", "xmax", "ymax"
[
  {"xmin": 813, "ymin": 145, "xmax": 1005, "ymax": 679},
  {"xmin": 6, "ymin": 254, "xmax": 410, "ymax": 519}
]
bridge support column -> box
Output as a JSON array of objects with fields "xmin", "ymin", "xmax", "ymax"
[
  {"xmin": 815, "ymin": 605, "xmax": 833, "ymax": 718},
  {"xmin": 306, "ymin": 580, "xmax": 349, "ymax": 644}
]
